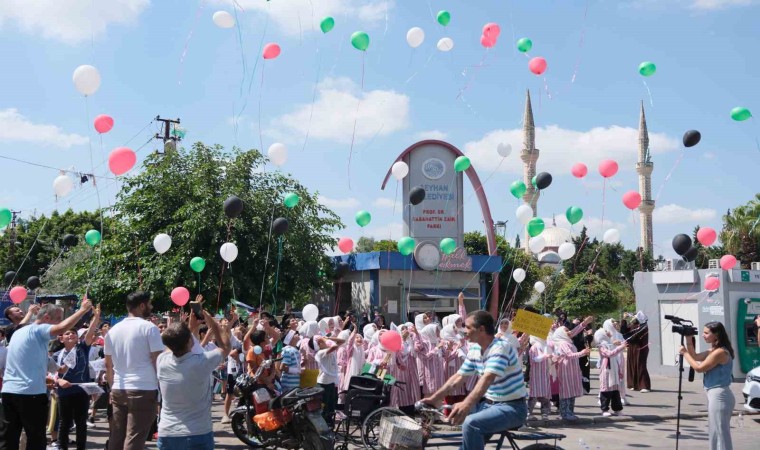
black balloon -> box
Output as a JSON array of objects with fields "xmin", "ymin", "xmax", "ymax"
[
  {"xmin": 409, "ymin": 186, "xmax": 426, "ymax": 205},
  {"xmin": 223, "ymin": 195, "xmax": 244, "ymax": 219},
  {"xmin": 683, "ymin": 246, "xmax": 698, "ymax": 262},
  {"xmin": 62, "ymin": 234, "xmax": 78, "ymax": 247},
  {"xmin": 4, "ymin": 271, "xmax": 16, "ymax": 284},
  {"xmin": 672, "ymin": 233, "xmax": 692, "ymax": 256},
  {"xmin": 535, "ymin": 172, "xmax": 553, "ymax": 190},
  {"xmin": 335, "ymin": 262, "xmax": 350, "ymax": 278},
  {"xmin": 272, "ymin": 217, "xmax": 289, "ymax": 235},
  {"xmin": 683, "ymin": 130, "xmax": 701, "ymax": 148},
  {"xmin": 27, "ymin": 276, "xmax": 41, "ymax": 290}
]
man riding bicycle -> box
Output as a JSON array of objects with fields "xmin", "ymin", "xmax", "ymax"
[{"xmin": 421, "ymin": 310, "xmax": 527, "ymax": 450}]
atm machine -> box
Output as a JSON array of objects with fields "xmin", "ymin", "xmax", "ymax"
[{"xmin": 737, "ymin": 297, "xmax": 760, "ymax": 373}]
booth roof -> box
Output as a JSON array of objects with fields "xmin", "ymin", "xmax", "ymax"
[{"xmin": 331, "ymin": 251, "xmax": 503, "ymax": 273}]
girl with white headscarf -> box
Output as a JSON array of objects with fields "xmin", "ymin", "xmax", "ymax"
[
  {"xmin": 594, "ymin": 326, "xmax": 627, "ymax": 416},
  {"xmin": 418, "ymin": 323, "xmax": 446, "ymax": 396},
  {"xmin": 299, "ymin": 321, "xmax": 321, "ymax": 372},
  {"xmin": 527, "ymin": 334, "xmax": 553, "ymax": 420},
  {"xmin": 603, "ymin": 318, "xmax": 628, "ymax": 404},
  {"xmin": 440, "ymin": 324, "xmax": 467, "ymax": 400},
  {"xmin": 552, "ymin": 326, "xmax": 590, "ymax": 420},
  {"xmin": 413, "ymin": 314, "xmax": 429, "ymax": 389},
  {"xmin": 337, "ymin": 328, "xmax": 365, "ymax": 403},
  {"xmin": 393, "ymin": 324, "xmax": 422, "ymax": 412}
]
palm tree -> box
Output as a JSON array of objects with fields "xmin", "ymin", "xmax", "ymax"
[{"xmin": 720, "ymin": 195, "xmax": 760, "ymax": 268}]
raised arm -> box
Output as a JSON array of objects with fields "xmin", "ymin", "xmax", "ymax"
[
  {"xmin": 49, "ymin": 299, "xmax": 93, "ymax": 337},
  {"xmin": 21, "ymin": 304, "xmax": 40, "ymax": 325},
  {"xmin": 83, "ymin": 305, "xmax": 101, "ymax": 346},
  {"xmin": 205, "ymin": 310, "xmax": 230, "ymax": 359}
]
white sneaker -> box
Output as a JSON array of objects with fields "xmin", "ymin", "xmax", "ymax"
[
  {"xmin": 602, "ymin": 412, "xmax": 613, "ymax": 417},
  {"xmin": 596, "ymin": 399, "xmax": 601, "ymax": 406},
  {"xmin": 640, "ymin": 389, "xmax": 650, "ymax": 393},
  {"xmin": 221, "ymin": 415, "xmax": 232, "ymax": 424}
]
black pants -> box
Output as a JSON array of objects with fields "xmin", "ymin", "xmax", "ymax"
[
  {"xmin": 58, "ymin": 392, "xmax": 90, "ymax": 450},
  {"xmin": 600, "ymin": 390, "xmax": 623, "ymax": 412},
  {"xmin": 0, "ymin": 392, "xmax": 49, "ymax": 450},
  {"xmin": 318, "ymin": 383, "xmax": 337, "ymax": 427},
  {"xmin": 579, "ymin": 356, "xmax": 591, "ymax": 394}
]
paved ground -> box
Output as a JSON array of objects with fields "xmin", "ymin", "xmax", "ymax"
[{"xmin": 78, "ymin": 368, "xmax": 757, "ymax": 449}]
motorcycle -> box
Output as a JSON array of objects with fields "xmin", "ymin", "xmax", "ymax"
[{"xmin": 229, "ymin": 357, "xmax": 334, "ymax": 449}]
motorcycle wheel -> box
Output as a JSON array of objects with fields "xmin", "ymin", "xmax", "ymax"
[
  {"xmin": 301, "ymin": 429, "xmax": 330, "ymax": 450},
  {"xmin": 230, "ymin": 411, "xmax": 267, "ymax": 448}
]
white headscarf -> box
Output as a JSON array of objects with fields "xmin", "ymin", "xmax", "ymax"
[
  {"xmin": 440, "ymin": 324, "xmax": 459, "ymax": 343},
  {"xmin": 635, "ymin": 311, "xmax": 648, "ymax": 324},
  {"xmin": 363, "ymin": 323, "xmax": 378, "ymax": 342},
  {"xmin": 594, "ymin": 328, "xmax": 611, "ymax": 347},
  {"xmin": 337, "ymin": 330, "xmax": 351, "ymax": 341},
  {"xmin": 414, "ymin": 314, "xmax": 427, "ymax": 331},
  {"xmin": 529, "ymin": 335, "xmax": 547, "ymax": 353},
  {"xmin": 552, "ymin": 327, "xmax": 574, "ymax": 346},
  {"xmin": 300, "ymin": 321, "xmax": 320, "ymax": 338},
  {"xmin": 603, "ymin": 318, "xmax": 624, "ymax": 342},
  {"xmin": 318, "ymin": 318, "xmax": 330, "ymax": 335},
  {"xmin": 419, "ymin": 323, "xmax": 440, "ymax": 346},
  {"xmin": 443, "ymin": 313, "xmax": 462, "ymax": 328}
]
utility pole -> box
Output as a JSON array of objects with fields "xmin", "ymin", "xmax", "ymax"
[
  {"xmin": 153, "ymin": 115, "xmax": 182, "ymax": 154},
  {"xmin": 7, "ymin": 210, "xmax": 20, "ymax": 266}
]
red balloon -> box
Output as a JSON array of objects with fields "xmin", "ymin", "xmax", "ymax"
[
  {"xmin": 9, "ymin": 286, "xmax": 27, "ymax": 304},
  {"xmin": 598, "ymin": 159, "xmax": 619, "ymax": 178},
  {"xmin": 379, "ymin": 330, "xmax": 403, "ymax": 353},
  {"xmin": 622, "ymin": 191, "xmax": 642, "ymax": 210},
  {"xmin": 480, "ymin": 34, "xmax": 496, "ymax": 48},
  {"xmin": 171, "ymin": 287, "xmax": 190, "ymax": 306},
  {"xmin": 571, "ymin": 163, "xmax": 588, "ymax": 178},
  {"xmin": 696, "ymin": 227, "xmax": 717, "ymax": 247},
  {"xmin": 108, "ymin": 147, "xmax": 136, "ymax": 176},
  {"xmin": 528, "ymin": 57, "xmax": 547, "ymax": 75},
  {"xmin": 704, "ymin": 276, "xmax": 720, "ymax": 291},
  {"xmin": 482, "ymin": 23, "xmax": 501, "ymax": 39},
  {"xmin": 719, "ymin": 255, "xmax": 736, "ymax": 270},
  {"xmin": 93, "ymin": 114, "xmax": 114, "ymax": 134},
  {"xmin": 263, "ymin": 43, "xmax": 281, "ymax": 60},
  {"xmin": 338, "ymin": 237, "xmax": 354, "ymax": 254}
]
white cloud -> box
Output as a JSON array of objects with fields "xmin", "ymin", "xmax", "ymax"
[
  {"xmin": 318, "ymin": 195, "xmax": 360, "ymax": 210},
  {"xmin": 413, "ymin": 130, "xmax": 448, "ymax": 141},
  {"xmin": 464, "ymin": 125, "xmax": 678, "ymax": 176},
  {"xmin": 0, "ymin": 0, "xmax": 149, "ymax": 44},
  {"xmin": 653, "ymin": 204, "xmax": 717, "ymax": 224},
  {"xmin": 627, "ymin": 0, "xmax": 754, "ymax": 10},
  {"xmin": 690, "ymin": 0, "xmax": 753, "ymax": 9},
  {"xmin": 0, "ymin": 109, "xmax": 88, "ymax": 148},
  {"xmin": 227, "ymin": 0, "xmax": 392, "ymax": 36},
  {"xmin": 702, "ymin": 152, "xmax": 716, "ymax": 160},
  {"xmin": 373, "ymin": 197, "xmax": 397, "ymax": 209},
  {"xmin": 270, "ymin": 77, "xmax": 409, "ymax": 144},
  {"xmin": 359, "ymin": 222, "xmax": 404, "ymax": 241}
]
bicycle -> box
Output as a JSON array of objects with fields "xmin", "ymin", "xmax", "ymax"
[{"xmin": 361, "ymin": 402, "xmax": 566, "ymax": 450}]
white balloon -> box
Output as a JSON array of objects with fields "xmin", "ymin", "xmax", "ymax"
[
  {"xmin": 497, "ymin": 143, "xmax": 512, "ymax": 158},
  {"xmin": 267, "ymin": 143, "xmax": 288, "ymax": 166},
  {"xmin": 437, "ymin": 37, "xmax": 454, "ymax": 52},
  {"xmin": 558, "ymin": 242, "xmax": 576, "ymax": 260},
  {"xmin": 406, "ymin": 27, "xmax": 425, "ymax": 48},
  {"xmin": 391, "ymin": 161, "xmax": 409, "ymax": 180},
  {"xmin": 213, "ymin": 11, "xmax": 235, "ymax": 29},
  {"xmin": 220, "ymin": 242, "xmax": 239, "ymax": 263},
  {"xmin": 515, "ymin": 204, "xmax": 533, "ymax": 225},
  {"xmin": 513, "ymin": 268, "xmax": 526, "ymax": 283},
  {"xmin": 72, "ymin": 65, "xmax": 101, "ymax": 96},
  {"xmin": 529, "ymin": 235, "xmax": 546, "ymax": 254},
  {"xmin": 603, "ymin": 228, "xmax": 621, "ymax": 244},
  {"xmin": 534, "ymin": 281, "xmax": 546, "ymax": 294},
  {"xmin": 153, "ymin": 233, "xmax": 172, "ymax": 254},
  {"xmin": 53, "ymin": 175, "xmax": 74, "ymax": 197},
  {"xmin": 302, "ymin": 304, "xmax": 319, "ymax": 322}
]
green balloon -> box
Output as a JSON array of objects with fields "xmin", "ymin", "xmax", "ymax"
[
  {"xmin": 284, "ymin": 193, "xmax": 300, "ymax": 209},
  {"xmin": 0, "ymin": 207, "xmax": 11, "ymax": 228},
  {"xmin": 516, "ymin": 38, "xmax": 532, "ymax": 53},
  {"xmin": 437, "ymin": 10, "xmax": 451, "ymax": 27},
  {"xmin": 398, "ymin": 237, "xmax": 415, "ymax": 256},
  {"xmin": 350, "ymin": 31, "xmax": 370, "ymax": 51},
  {"xmin": 454, "ymin": 156, "xmax": 471, "ymax": 172},
  {"xmin": 510, "ymin": 181, "xmax": 526, "ymax": 199},
  {"xmin": 531, "ymin": 176, "xmax": 537, "ymax": 188},
  {"xmin": 355, "ymin": 210, "xmax": 372, "ymax": 227},
  {"xmin": 731, "ymin": 106, "xmax": 752, "ymax": 122},
  {"xmin": 190, "ymin": 257, "xmax": 206, "ymax": 273},
  {"xmin": 85, "ymin": 229, "xmax": 101, "ymax": 246},
  {"xmin": 440, "ymin": 238, "xmax": 457, "ymax": 255},
  {"xmin": 527, "ymin": 218, "xmax": 545, "ymax": 237},
  {"xmin": 639, "ymin": 61, "xmax": 656, "ymax": 77},
  {"xmin": 320, "ymin": 16, "xmax": 335, "ymax": 33},
  {"xmin": 565, "ymin": 206, "xmax": 584, "ymax": 225}
]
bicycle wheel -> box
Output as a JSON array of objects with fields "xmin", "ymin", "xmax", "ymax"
[
  {"xmin": 361, "ymin": 407, "xmax": 407, "ymax": 449},
  {"xmin": 520, "ymin": 444, "xmax": 565, "ymax": 450}
]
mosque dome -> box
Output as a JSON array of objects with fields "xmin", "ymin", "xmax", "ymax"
[
  {"xmin": 541, "ymin": 225, "xmax": 573, "ymax": 249},
  {"xmin": 537, "ymin": 251, "xmax": 561, "ymax": 265}
]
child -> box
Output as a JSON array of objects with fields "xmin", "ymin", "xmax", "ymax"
[
  {"xmin": 312, "ymin": 335, "xmax": 345, "ymax": 427},
  {"xmin": 595, "ymin": 327, "xmax": 627, "ymax": 416},
  {"xmin": 552, "ymin": 326, "xmax": 591, "ymax": 421},
  {"xmin": 527, "ymin": 335, "xmax": 552, "ymax": 420},
  {"xmin": 337, "ymin": 329, "xmax": 365, "ymax": 404},
  {"xmin": 278, "ymin": 330, "xmax": 302, "ymax": 392}
]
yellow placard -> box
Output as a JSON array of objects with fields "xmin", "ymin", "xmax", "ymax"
[{"xmin": 511, "ymin": 309, "xmax": 553, "ymax": 338}]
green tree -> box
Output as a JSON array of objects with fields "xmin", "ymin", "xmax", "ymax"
[
  {"xmin": 720, "ymin": 195, "xmax": 760, "ymax": 268},
  {"xmin": 372, "ymin": 239, "xmax": 398, "ymax": 252},
  {"xmin": 355, "ymin": 237, "xmax": 376, "ymax": 253},
  {"xmin": 554, "ymin": 273, "xmax": 619, "ymax": 317},
  {"xmin": 692, "ymin": 226, "xmax": 725, "ymax": 269}
]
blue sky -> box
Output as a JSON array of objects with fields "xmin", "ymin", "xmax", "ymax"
[{"xmin": 0, "ymin": 0, "xmax": 758, "ymax": 260}]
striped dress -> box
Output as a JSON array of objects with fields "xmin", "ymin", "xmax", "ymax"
[
  {"xmin": 395, "ymin": 343, "xmax": 421, "ymax": 407},
  {"xmin": 598, "ymin": 344, "xmax": 626, "ymax": 392},
  {"xmin": 299, "ymin": 338, "xmax": 318, "ymax": 370},
  {"xmin": 280, "ymin": 345, "xmax": 301, "ymax": 391},
  {"xmin": 554, "ymin": 340, "xmax": 586, "ymax": 399},
  {"xmin": 419, "ymin": 344, "xmax": 446, "ymax": 396},
  {"xmin": 528, "ymin": 344, "xmax": 552, "ymax": 398},
  {"xmin": 441, "ymin": 327, "xmax": 467, "ymax": 397}
]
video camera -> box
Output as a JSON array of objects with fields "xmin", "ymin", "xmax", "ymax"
[{"xmin": 665, "ymin": 315, "xmax": 698, "ymax": 337}]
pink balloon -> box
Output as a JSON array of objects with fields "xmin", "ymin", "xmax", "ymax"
[
  {"xmin": 704, "ymin": 276, "xmax": 720, "ymax": 291},
  {"xmin": 482, "ymin": 23, "xmax": 501, "ymax": 39},
  {"xmin": 9, "ymin": 286, "xmax": 27, "ymax": 304},
  {"xmin": 571, "ymin": 163, "xmax": 588, "ymax": 178},
  {"xmin": 622, "ymin": 191, "xmax": 642, "ymax": 210},
  {"xmin": 263, "ymin": 43, "xmax": 281, "ymax": 60},
  {"xmin": 171, "ymin": 287, "xmax": 190, "ymax": 306},
  {"xmin": 480, "ymin": 34, "xmax": 496, "ymax": 48},
  {"xmin": 696, "ymin": 227, "xmax": 717, "ymax": 247},
  {"xmin": 528, "ymin": 57, "xmax": 547, "ymax": 75},
  {"xmin": 719, "ymin": 255, "xmax": 737, "ymax": 270},
  {"xmin": 108, "ymin": 147, "xmax": 136, "ymax": 176},
  {"xmin": 598, "ymin": 159, "xmax": 619, "ymax": 178},
  {"xmin": 93, "ymin": 114, "xmax": 114, "ymax": 134},
  {"xmin": 380, "ymin": 330, "xmax": 403, "ymax": 353},
  {"xmin": 338, "ymin": 237, "xmax": 354, "ymax": 254}
]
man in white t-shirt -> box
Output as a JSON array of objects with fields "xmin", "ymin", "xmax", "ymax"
[{"xmin": 104, "ymin": 291, "xmax": 164, "ymax": 450}]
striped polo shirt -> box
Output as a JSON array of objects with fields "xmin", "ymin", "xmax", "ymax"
[
  {"xmin": 458, "ymin": 338, "xmax": 526, "ymax": 402},
  {"xmin": 280, "ymin": 345, "xmax": 301, "ymax": 390}
]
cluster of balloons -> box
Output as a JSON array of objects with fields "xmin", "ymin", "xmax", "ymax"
[
  {"xmin": 480, "ymin": 23, "xmax": 501, "ymax": 48},
  {"xmin": 268, "ymin": 143, "xmax": 288, "ymax": 166}
]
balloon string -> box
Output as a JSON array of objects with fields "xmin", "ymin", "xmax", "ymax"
[
  {"xmin": 178, "ymin": 0, "xmax": 206, "ymax": 86},
  {"xmin": 346, "ymin": 52, "xmax": 365, "ymax": 189},
  {"xmin": 84, "ymin": 96, "xmax": 105, "ymax": 292},
  {"xmin": 4, "ymin": 219, "xmax": 48, "ymax": 292},
  {"xmin": 258, "ymin": 202, "xmax": 276, "ymax": 311},
  {"xmin": 272, "ymin": 236, "xmax": 283, "ymax": 316},
  {"xmin": 654, "ymin": 149, "xmax": 686, "ymax": 203},
  {"xmin": 642, "ymin": 80, "xmax": 653, "ymax": 107},
  {"xmin": 258, "ymin": 62, "xmax": 266, "ymax": 156},
  {"xmin": 453, "ymin": 155, "xmax": 506, "ymax": 218},
  {"xmin": 456, "ymin": 48, "xmax": 490, "ymax": 100},
  {"xmin": 570, "ymin": 0, "xmax": 590, "ymax": 84},
  {"xmin": 216, "ymin": 220, "xmax": 234, "ymax": 312},
  {"xmin": 405, "ymin": 47, "xmax": 436, "ymax": 85},
  {"xmin": 232, "ymin": 3, "xmax": 247, "ymax": 98},
  {"xmin": 601, "ymin": 178, "xmax": 607, "ymax": 232},
  {"xmin": 301, "ymin": 47, "xmax": 322, "ymax": 152},
  {"xmin": 234, "ymin": 3, "xmax": 269, "ymax": 143}
]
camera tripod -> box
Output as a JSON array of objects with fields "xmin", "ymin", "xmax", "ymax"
[{"xmin": 667, "ymin": 315, "xmax": 697, "ymax": 450}]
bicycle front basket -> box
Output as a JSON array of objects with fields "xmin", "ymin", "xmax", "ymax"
[{"xmin": 378, "ymin": 413, "xmax": 423, "ymax": 449}]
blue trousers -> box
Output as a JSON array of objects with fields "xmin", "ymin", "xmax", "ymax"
[
  {"xmin": 157, "ymin": 431, "xmax": 214, "ymax": 450},
  {"xmin": 460, "ymin": 399, "xmax": 527, "ymax": 450}
]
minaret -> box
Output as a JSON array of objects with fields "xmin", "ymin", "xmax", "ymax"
[
  {"xmin": 636, "ymin": 101, "xmax": 654, "ymax": 254},
  {"xmin": 520, "ymin": 90, "xmax": 539, "ymax": 250}
]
